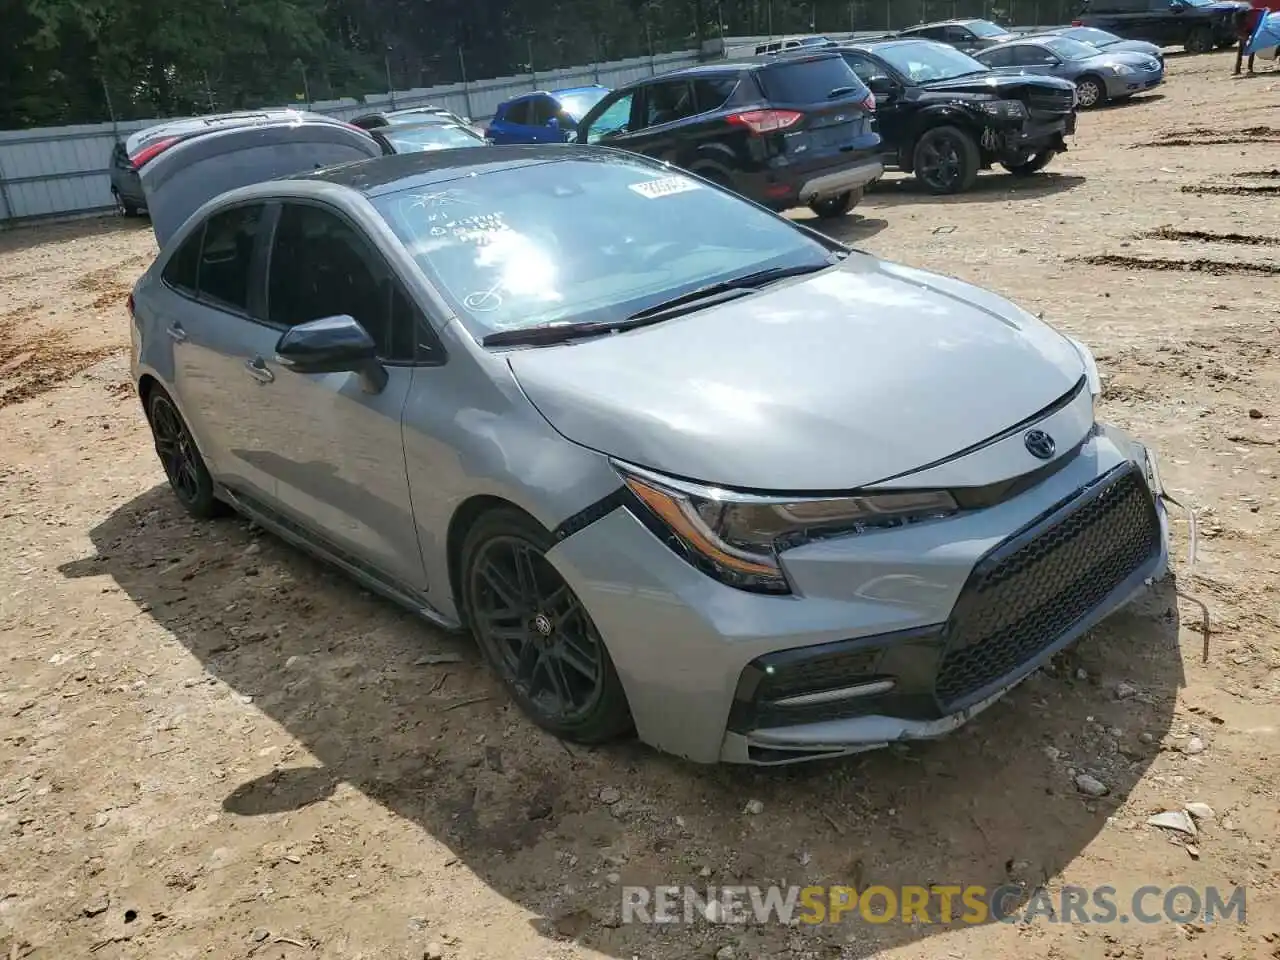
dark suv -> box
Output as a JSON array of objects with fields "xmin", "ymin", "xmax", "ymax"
[
  {"xmin": 1073, "ymin": 0, "xmax": 1250, "ymax": 53},
  {"xmin": 835, "ymin": 39, "xmax": 1078, "ymax": 194},
  {"xmin": 574, "ymin": 53, "xmax": 882, "ymax": 219}
]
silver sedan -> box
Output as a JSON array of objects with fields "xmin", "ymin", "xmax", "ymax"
[
  {"xmin": 975, "ymin": 35, "xmax": 1165, "ymax": 107},
  {"xmin": 130, "ymin": 145, "xmax": 1172, "ymax": 765}
]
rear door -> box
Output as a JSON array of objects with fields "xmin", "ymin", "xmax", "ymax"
[
  {"xmin": 614, "ymin": 75, "xmax": 743, "ymax": 172},
  {"xmin": 160, "ymin": 202, "xmax": 285, "ymax": 506},
  {"xmin": 488, "ymin": 99, "xmax": 530, "ymax": 143},
  {"xmin": 751, "ymin": 55, "xmax": 879, "ymax": 177}
]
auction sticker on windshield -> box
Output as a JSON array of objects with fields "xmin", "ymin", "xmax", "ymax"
[{"xmin": 629, "ymin": 176, "xmax": 701, "ymax": 199}]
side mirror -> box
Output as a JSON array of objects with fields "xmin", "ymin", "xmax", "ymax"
[
  {"xmin": 275, "ymin": 315, "xmax": 388, "ymax": 392},
  {"xmin": 868, "ymin": 76, "xmax": 896, "ymax": 96}
]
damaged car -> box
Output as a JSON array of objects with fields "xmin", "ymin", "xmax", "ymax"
[
  {"xmin": 129, "ymin": 146, "xmax": 1173, "ymax": 765},
  {"xmin": 833, "ymin": 38, "xmax": 1078, "ymax": 193}
]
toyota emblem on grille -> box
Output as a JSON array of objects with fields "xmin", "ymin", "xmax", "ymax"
[{"xmin": 1024, "ymin": 429, "xmax": 1056, "ymax": 460}]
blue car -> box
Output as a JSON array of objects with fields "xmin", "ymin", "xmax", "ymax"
[{"xmin": 486, "ymin": 86, "xmax": 610, "ymax": 144}]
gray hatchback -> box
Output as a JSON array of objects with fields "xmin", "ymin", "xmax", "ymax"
[{"xmin": 130, "ymin": 146, "xmax": 1173, "ymax": 765}]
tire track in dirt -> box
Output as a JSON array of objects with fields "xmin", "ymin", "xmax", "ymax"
[
  {"xmin": 1181, "ymin": 183, "xmax": 1280, "ymax": 196},
  {"xmin": 1133, "ymin": 125, "xmax": 1280, "ymax": 147},
  {"xmin": 1134, "ymin": 226, "xmax": 1280, "ymax": 246},
  {"xmin": 1068, "ymin": 254, "xmax": 1280, "ymax": 276},
  {"xmin": 0, "ymin": 306, "xmax": 126, "ymax": 409}
]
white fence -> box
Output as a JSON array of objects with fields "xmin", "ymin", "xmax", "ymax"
[
  {"xmin": 0, "ymin": 27, "xmax": 1065, "ymax": 225},
  {"xmin": 0, "ymin": 50, "xmax": 700, "ymax": 225}
]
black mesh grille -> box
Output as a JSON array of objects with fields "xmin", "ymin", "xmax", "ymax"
[
  {"xmin": 1027, "ymin": 89, "xmax": 1074, "ymax": 114},
  {"xmin": 934, "ymin": 467, "xmax": 1160, "ymax": 709}
]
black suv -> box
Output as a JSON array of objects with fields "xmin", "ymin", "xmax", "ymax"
[
  {"xmin": 833, "ymin": 39, "xmax": 1077, "ymax": 194},
  {"xmin": 1073, "ymin": 0, "xmax": 1249, "ymax": 53},
  {"xmin": 574, "ymin": 52, "xmax": 883, "ymax": 219}
]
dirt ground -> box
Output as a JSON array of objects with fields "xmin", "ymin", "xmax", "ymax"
[{"xmin": 2, "ymin": 50, "xmax": 1279, "ymax": 960}]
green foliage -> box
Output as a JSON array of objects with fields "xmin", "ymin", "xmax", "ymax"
[{"xmin": 0, "ymin": 0, "xmax": 1077, "ymax": 129}]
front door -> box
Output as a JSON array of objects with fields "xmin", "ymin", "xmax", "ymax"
[{"xmin": 255, "ymin": 200, "xmax": 428, "ymax": 593}]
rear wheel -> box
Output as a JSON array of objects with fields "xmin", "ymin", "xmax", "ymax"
[
  {"xmin": 912, "ymin": 125, "xmax": 980, "ymax": 195},
  {"xmin": 112, "ymin": 189, "xmax": 139, "ymax": 217},
  {"xmin": 1075, "ymin": 75, "xmax": 1106, "ymax": 109},
  {"xmin": 461, "ymin": 508, "xmax": 632, "ymax": 744},
  {"xmin": 807, "ymin": 188, "xmax": 863, "ymax": 219},
  {"xmin": 1002, "ymin": 149, "xmax": 1057, "ymax": 176},
  {"xmin": 146, "ymin": 386, "xmax": 223, "ymax": 520},
  {"xmin": 1185, "ymin": 26, "xmax": 1214, "ymax": 53}
]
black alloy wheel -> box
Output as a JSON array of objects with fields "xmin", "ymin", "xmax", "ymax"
[
  {"xmin": 913, "ymin": 125, "xmax": 980, "ymax": 195},
  {"xmin": 147, "ymin": 388, "xmax": 221, "ymax": 519},
  {"xmin": 462, "ymin": 510, "xmax": 631, "ymax": 743}
]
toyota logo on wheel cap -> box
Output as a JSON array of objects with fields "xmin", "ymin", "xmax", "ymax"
[{"xmin": 1024, "ymin": 429, "xmax": 1056, "ymax": 460}]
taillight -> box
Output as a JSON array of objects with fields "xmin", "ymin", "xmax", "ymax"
[
  {"xmin": 726, "ymin": 109, "xmax": 804, "ymax": 135},
  {"xmin": 131, "ymin": 136, "xmax": 180, "ymax": 169},
  {"xmin": 861, "ymin": 92, "xmax": 877, "ymax": 112},
  {"xmin": 1071, "ymin": 18, "xmax": 1083, "ymax": 24}
]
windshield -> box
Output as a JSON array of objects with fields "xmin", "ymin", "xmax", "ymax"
[
  {"xmin": 968, "ymin": 20, "xmax": 1011, "ymax": 37},
  {"xmin": 385, "ymin": 124, "xmax": 484, "ymax": 153},
  {"xmin": 371, "ymin": 156, "xmax": 833, "ymax": 340},
  {"xmin": 1063, "ymin": 26, "xmax": 1119, "ymax": 46},
  {"xmin": 553, "ymin": 88, "xmax": 609, "ymax": 121},
  {"xmin": 1040, "ymin": 36, "xmax": 1104, "ymax": 59},
  {"xmin": 876, "ymin": 41, "xmax": 989, "ymax": 82}
]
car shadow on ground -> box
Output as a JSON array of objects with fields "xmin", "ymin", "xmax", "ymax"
[
  {"xmin": 1102, "ymin": 93, "xmax": 1167, "ymax": 109},
  {"xmin": 0, "ymin": 213, "xmax": 150, "ymax": 256},
  {"xmin": 791, "ymin": 214, "xmax": 889, "ymax": 244},
  {"xmin": 867, "ymin": 171, "xmax": 1086, "ymax": 207},
  {"xmin": 61, "ymin": 484, "xmax": 1185, "ymax": 957}
]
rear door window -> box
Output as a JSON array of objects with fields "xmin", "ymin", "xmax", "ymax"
[
  {"xmin": 162, "ymin": 226, "xmax": 203, "ymax": 295},
  {"xmin": 693, "ymin": 77, "xmax": 740, "ymax": 112},
  {"xmin": 196, "ymin": 204, "xmax": 265, "ymax": 314},
  {"xmin": 504, "ymin": 99, "xmax": 532, "ymax": 125},
  {"xmin": 756, "ymin": 56, "xmax": 866, "ymax": 103},
  {"xmin": 528, "ymin": 97, "xmax": 557, "ymax": 126},
  {"xmin": 981, "ymin": 45, "xmax": 1017, "ymax": 66},
  {"xmin": 642, "ymin": 80, "xmax": 696, "ymax": 127}
]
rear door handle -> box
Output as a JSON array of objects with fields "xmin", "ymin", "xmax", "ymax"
[
  {"xmin": 244, "ymin": 356, "xmax": 274, "ymax": 383},
  {"xmin": 166, "ymin": 324, "xmax": 187, "ymax": 343}
]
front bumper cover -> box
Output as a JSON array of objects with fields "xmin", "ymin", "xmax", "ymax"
[{"xmin": 547, "ymin": 423, "xmax": 1174, "ymax": 765}]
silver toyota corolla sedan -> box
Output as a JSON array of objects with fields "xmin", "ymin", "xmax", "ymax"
[{"xmin": 129, "ymin": 145, "xmax": 1172, "ymax": 765}]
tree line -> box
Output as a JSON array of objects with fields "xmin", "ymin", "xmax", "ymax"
[{"xmin": 1, "ymin": 0, "xmax": 1075, "ymax": 130}]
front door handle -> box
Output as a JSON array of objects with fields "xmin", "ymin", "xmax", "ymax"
[
  {"xmin": 244, "ymin": 356, "xmax": 274, "ymax": 383},
  {"xmin": 166, "ymin": 324, "xmax": 187, "ymax": 343}
]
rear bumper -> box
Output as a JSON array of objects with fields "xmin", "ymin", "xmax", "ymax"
[{"xmin": 796, "ymin": 159, "xmax": 885, "ymax": 203}]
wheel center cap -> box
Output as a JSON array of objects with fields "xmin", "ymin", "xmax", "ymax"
[{"xmin": 532, "ymin": 612, "xmax": 553, "ymax": 638}]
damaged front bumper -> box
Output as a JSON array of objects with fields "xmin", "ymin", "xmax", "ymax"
[{"xmin": 983, "ymin": 112, "xmax": 1076, "ymax": 161}]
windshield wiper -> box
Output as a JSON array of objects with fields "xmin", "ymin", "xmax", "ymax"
[{"xmin": 481, "ymin": 262, "xmax": 833, "ymax": 347}]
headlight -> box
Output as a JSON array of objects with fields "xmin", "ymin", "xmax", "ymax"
[
  {"xmin": 1065, "ymin": 335, "xmax": 1103, "ymax": 399},
  {"xmin": 978, "ymin": 99, "xmax": 1028, "ymax": 119},
  {"xmin": 1106, "ymin": 62, "xmax": 1133, "ymax": 74},
  {"xmin": 617, "ymin": 463, "xmax": 958, "ymax": 594}
]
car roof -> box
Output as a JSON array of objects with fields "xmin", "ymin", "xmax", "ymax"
[
  {"xmin": 549, "ymin": 85, "xmax": 608, "ymax": 96},
  {"xmin": 125, "ymin": 108, "xmax": 326, "ymax": 153},
  {"xmin": 375, "ymin": 119, "xmax": 481, "ymax": 135},
  {"xmin": 288, "ymin": 144, "xmax": 630, "ymax": 196},
  {"xmin": 844, "ymin": 37, "xmax": 940, "ymax": 52}
]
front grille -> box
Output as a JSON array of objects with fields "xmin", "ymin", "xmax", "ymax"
[
  {"xmin": 934, "ymin": 466, "xmax": 1160, "ymax": 709},
  {"xmin": 1026, "ymin": 89, "xmax": 1074, "ymax": 114}
]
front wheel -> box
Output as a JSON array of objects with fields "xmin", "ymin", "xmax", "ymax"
[
  {"xmin": 461, "ymin": 508, "xmax": 633, "ymax": 745},
  {"xmin": 1002, "ymin": 149, "xmax": 1057, "ymax": 176},
  {"xmin": 807, "ymin": 188, "xmax": 863, "ymax": 219},
  {"xmin": 1185, "ymin": 26, "xmax": 1215, "ymax": 53},
  {"xmin": 1075, "ymin": 76, "xmax": 1106, "ymax": 109},
  {"xmin": 912, "ymin": 125, "xmax": 980, "ymax": 195}
]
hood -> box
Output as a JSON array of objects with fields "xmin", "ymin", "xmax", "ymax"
[
  {"xmin": 506, "ymin": 257, "xmax": 1085, "ymax": 491},
  {"xmin": 1082, "ymin": 49, "xmax": 1162, "ymax": 68},
  {"xmin": 920, "ymin": 72, "xmax": 1076, "ymax": 95},
  {"xmin": 1106, "ymin": 38, "xmax": 1163, "ymax": 55}
]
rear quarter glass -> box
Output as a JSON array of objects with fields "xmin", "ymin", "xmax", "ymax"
[{"xmin": 756, "ymin": 57, "xmax": 870, "ymax": 104}]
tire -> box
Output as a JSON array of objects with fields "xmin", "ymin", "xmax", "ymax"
[
  {"xmin": 1001, "ymin": 149, "xmax": 1057, "ymax": 176},
  {"xmin": 112, "ymin": 189, "xmax": 139, "ymax": 218},
  {"xmin": 911, "ymin": 125, "xmax": 980, "ymax": 195},
  {"xmin": 1075, "ymin": 75, "xmax": 1107, "ymax": 110},
  {"xmin": 460, "ymin": 507, "xmax": 633, "ymax": 745},
  {"xmin": 1185, "ymin": 26, "xmax": 1214, "ymax": 54},
  {"xmin": 146, "ymin": 386, "xmax": 224, "ymax": 520},
  {"xmin": 807, "ymin": 188, "xmax": 863, "ymax": 219}
]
